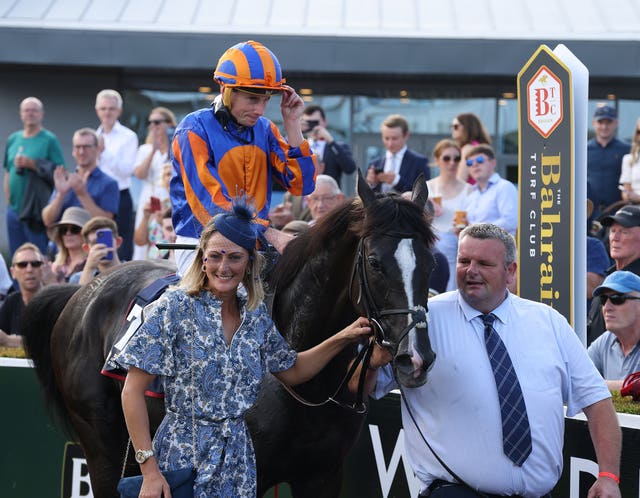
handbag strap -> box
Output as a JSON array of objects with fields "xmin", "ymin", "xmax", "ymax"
[{"xmin": 190, "ymin": 303, "xmax": 197, "ymax": 468}]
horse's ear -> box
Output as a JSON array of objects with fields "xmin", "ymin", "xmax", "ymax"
[
  {"xmin": 410, "ymin": 174, "xmax": 429, "ymax": 210},
  {"xmin": 356, "ymin": 169, "xmax": 377, "ymax": 208}
]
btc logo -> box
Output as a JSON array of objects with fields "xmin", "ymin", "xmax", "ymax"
[{"xmin": 527, "ymin": 65, "xmax": 563, "ymax": 138}]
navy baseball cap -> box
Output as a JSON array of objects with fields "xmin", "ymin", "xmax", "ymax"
[
  {"xmin": 601, "ymin": 205, "xmax": 640, "ymax": 228},
  {"xmin": 593, "ymin": 105, "xmax": 617, "ymax": 121},
  {"xmin": 594, "ymin": 271, "xmax": 640, "ymax": 297}
]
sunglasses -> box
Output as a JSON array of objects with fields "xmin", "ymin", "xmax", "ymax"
[
  {"xmin": 598, "ymin": 293, "xmax": 640, "ymax": 306},
  {"xmin": 466, "ymin": 156, "xmax": 487, "ymax": 167},
  {"xmin": 148, "ymin": 119, "xmax": 167, "ymax": 126},
  {"xmin": 442, "ymin": 155, "xmax": 461, "ymax": 163},
  {"xmin": 14, "ymin": 260, "xmax": 44, "ymax": 269},
  {"xmin": 451, "ymin": 123, "xmax": 461, "ymax": 130},
  {"xmin": 59, "ymin": 225, "xmax": 82, "ymax": 235}
]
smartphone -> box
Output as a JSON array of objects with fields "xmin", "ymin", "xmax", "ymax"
[
  {"xmin": 373, "ymin": 163, "xmax": 384, "ymax": 174},
  {"xmin": 303, "ymin": 119, "xmax": 320, "ymax": 133},
  {"xmin": 95, "ymin": 228, "xmax": 114, "ymax": 261},
  {"xmin": 150, "ymin": 196, "xmax": 161, "ymax": 213}
]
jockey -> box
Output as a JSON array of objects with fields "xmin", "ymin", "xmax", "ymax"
[{"xmin": 170, "ymin": 40, "xmax": 318, "ymax": 275}]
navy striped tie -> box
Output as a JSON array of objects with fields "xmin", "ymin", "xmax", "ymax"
[{"xmin": 482, "ymin": 314, "xmax": 532, "ymax": 466}]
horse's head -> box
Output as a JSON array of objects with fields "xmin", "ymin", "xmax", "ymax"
[{"xmin": 352, "ymin": 173, "xmax": 436, "ymax": 388}]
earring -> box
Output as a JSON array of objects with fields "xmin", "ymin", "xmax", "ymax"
[{"xmin": 202, "ymin": 264, "xmax": 207, "ymax": 272}]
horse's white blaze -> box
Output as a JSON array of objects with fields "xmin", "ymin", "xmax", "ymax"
[{"xmin": 393, "ymin": 239, "xmax": 423, "ymax": 373}]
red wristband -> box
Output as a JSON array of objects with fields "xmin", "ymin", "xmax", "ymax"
[{"xmin": 598, "ymin": 471, "xmax": 620, "ymax": 484}]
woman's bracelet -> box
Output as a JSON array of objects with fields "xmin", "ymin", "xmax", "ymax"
[{"xmin": 598, "ymin": 471, "xmax": 620, "ymax": 484}]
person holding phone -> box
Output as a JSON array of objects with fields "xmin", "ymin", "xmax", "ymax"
[
  {"xmin": 69, "ymin": 217, "xmax": 123, "ymax": 285},
  {"xmin": 132, "ymin": 108, "xmax": 177, "ymax": 261},
  {"xmin": 300, "ymin": 105, "xmax": 356, "ymax": 185},
  {"xmin": 170, "ymin": 40, "xmax": 317, "ymax": 277},
  {"xmin": 366, "ymin": 114, "xmax": 430, "ymax": 194}
]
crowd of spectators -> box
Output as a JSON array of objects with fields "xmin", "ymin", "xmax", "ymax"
[{"xmin": 3, "ymin": 94, "xmax": 640, "ymax": 402}]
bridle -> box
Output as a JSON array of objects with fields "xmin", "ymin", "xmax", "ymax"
[
  {"xmin": 349, "ymin": 236, "xmax": 428, "ymax": 356},
  {"xmin": 280, "ymin": 233, "xmax": 428, "ymax": 413}
]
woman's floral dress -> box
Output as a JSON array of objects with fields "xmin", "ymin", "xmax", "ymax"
[{"xmin": 115, "ymin": 288, "xmax": 297, "ymax": 497}]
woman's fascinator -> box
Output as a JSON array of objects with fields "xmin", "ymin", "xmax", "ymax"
[{"xmin": 213, "ymin": 198, "xmax": 265, "ymax": 252}]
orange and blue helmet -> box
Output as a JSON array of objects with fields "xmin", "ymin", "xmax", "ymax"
[{"xmin": 214, "ymin": 40, "xmax": 285, "ymax": 100}]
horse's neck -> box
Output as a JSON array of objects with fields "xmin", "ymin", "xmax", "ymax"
[{"xmin": 276, "ymin": 240, "xmax": 357, "ymax": 350}]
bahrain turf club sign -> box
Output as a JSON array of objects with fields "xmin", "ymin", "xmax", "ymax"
[{"xmin": 518, "ymin": 45, "xmax": 577, "ymax": 328}]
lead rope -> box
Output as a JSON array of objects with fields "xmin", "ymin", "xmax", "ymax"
[{"xmin": 398, "ymin": 386, "xmax": 490, "ymax": 498}]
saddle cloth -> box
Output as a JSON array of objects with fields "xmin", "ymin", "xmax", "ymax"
[{"xmin": 100, "ymin": 273, "xmax": 180, "ymax": 397}]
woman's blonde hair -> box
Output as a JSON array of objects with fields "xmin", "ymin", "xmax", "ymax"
[
  {"xmin": 179, "ymin": 215, "xmax": 264, "ymax": 310},
  {"xmin": 145, "ymin": 107, "xmax": 177, "ymax": 145}
]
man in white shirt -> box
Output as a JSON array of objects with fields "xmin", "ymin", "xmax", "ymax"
[
  {"xmin": 95, "ymin": 89, "xmax": 139, "ymax": 261},
  {"xmin": 366, "ymin": 114, "xmax": 429, "ymax": 193},
  {"xmin": 353, "ymin": 224, "xmax": 621, "ymax": 498},
  {"xmin": 462, "ymin": 144, "xmax": 518, "ymax": 236}
]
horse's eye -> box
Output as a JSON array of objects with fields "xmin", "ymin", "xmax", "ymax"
[{"xmin": 367, "ymin": 257, "xmax": 382, "ymax": 272}]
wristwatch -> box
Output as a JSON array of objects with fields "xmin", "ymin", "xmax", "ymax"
[{"xmin": 134, "ymin": 449, "xmax": 154, "ymax": 464}]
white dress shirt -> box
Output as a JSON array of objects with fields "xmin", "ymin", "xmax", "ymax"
[
  {"xmin": 97, "ymin": 121, "xmax": 139, "ymax": 190},
  {"xmin": 381, "ymin": 145, "xmax": 406, "ymax": 192},
  {"xmin": 374, "ymin": 290, "xmax": 610, "ymax": 497}
]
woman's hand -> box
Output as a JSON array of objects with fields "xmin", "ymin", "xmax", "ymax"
[
  {"xmin": 139, "ymin": 468, "xmax": 171, "ymax": 498},
  {"xmin": 336, "ymin": 317, "xmax": 372, "ymax": 343}
]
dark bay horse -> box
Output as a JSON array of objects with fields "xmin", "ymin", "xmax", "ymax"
[{"xmin": 23, "ymin": 174, "xmax": 437, "ymax": 498}]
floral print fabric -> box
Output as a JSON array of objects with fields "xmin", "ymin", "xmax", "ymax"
[{"xmin": 115, "ymin": 288, "xmax": 297, "ymax": 497}]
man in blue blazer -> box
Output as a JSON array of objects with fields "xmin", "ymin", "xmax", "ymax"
[{"xmin": 366, "ymin": 114, "xmax": 430, "ymax": 193}]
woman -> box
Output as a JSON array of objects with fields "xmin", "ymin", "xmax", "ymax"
[
  {"xmin": 620, "ymin": 119, "xmax": 640, "ymax": 203},
  {"xmin": 118, "ymin": 202, "xmax": 371, "ymax": 497},
  {"xmin": 427, "ymin": 139, "xmax": 471, "ymax": 291},
  {"xmin": 133, "ymin": 163, "xmax": 173, "ymax": 259},
  {"xmin": 450, "ymin": 112, "xmax": 491, "ymax": 183},
  {"xmin": 49, "ymin": 206, "xmax": 91, "ymax": 283},
  {"xmin": 132, "ymin": 107, "xmax": 177, "ymax": 260}
]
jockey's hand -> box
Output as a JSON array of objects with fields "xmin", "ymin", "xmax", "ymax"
[{"xmin": 280, "ymin": 85, "xmax": 305, "ymax": 123}]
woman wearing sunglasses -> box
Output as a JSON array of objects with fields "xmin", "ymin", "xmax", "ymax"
[
  {"xmin": 49, "ymin": 206, "xmax": 91, "ymax": 283},
  {"xmin": 588, "ymin": 270, "xmax": 640, "ymax": 393},
  {"xmin": 427, "ymin": 139, "xmax": 472, "ymax": 291},
  {"xmin": 132, "ymin": 107, "xmax": 177, "ymax": 260}
]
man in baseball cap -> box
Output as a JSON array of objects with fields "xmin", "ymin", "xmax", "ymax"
[
  {"xmin": 588, "ymin": 205, "xmax": 640, "ymax": 344},
  {"xmin": 587, "ymin": 103, "xmax": 630, "ymax": 217},
  {"xmin": 601, "ymin": 204, "xmax": 640, "ymax": 228},
  {"xmin": 588, "ymin": 270, "xmax": 640, "ymax": 392}
]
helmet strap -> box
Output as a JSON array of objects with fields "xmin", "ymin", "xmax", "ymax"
[
  {"xmin": 222, "ymin": 86, "xmax": 233, "ymax": 107},
  {"xmin": 214, "ymin": 95, "xmax": 232, "ymax": 129}
]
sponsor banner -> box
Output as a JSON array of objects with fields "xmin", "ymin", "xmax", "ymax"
[{"xmin": 517, "ymin": 45, "xmax": 574, "ymax": 325}]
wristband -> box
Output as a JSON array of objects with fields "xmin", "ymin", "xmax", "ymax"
[{"xmin": 598, "ymin": 471, "xmax": 620, "ymax": 484}]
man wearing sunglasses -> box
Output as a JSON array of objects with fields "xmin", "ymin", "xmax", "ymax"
[
  {"xmin": 587, "ymin": 205, "xmax": 640, "ymax": 345},
  {"xmin": 0, "ymin": 243, "xmax": 46, "ymax": 348},
  {"xmin": 588, "ymin": 271, "xmax": 640, "ymax": 392},
  {"xmin": 461, "ymin": 144, "xmax": 518, "ymax": 236}
]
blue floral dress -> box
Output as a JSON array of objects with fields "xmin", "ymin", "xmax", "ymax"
[{"xmin": 115, "ymin": 288, "xmax": 297, "ymax": 497}]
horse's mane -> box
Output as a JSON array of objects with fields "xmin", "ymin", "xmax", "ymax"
[{"xmin": 271, "ymin": 193, "xmax": 436, "ymax": 294}]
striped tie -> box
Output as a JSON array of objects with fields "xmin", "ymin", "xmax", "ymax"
[{"xmin": 482, "ymin": 314, "xmax": 532, "ymax": 466}]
